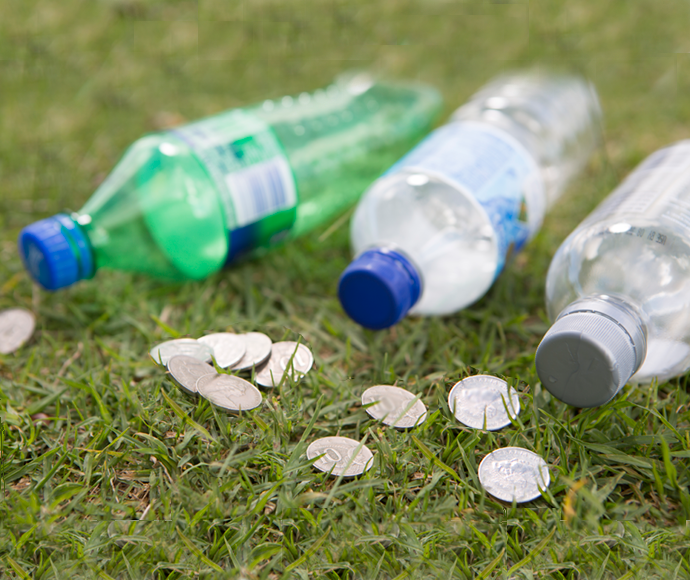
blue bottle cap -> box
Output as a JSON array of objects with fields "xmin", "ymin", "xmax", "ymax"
[
  {"xmin": 338, "ymin": 248, "xmax": 422, "ymax": 330},
  {"xmin": 18, "ymin": 214, "xmax": 94, "ymax": 291}
]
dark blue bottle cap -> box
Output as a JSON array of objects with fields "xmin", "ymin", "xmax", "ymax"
[
  {"xmin": 18, "ymin": 214, "xmax": 94, "ymax": 291},
  {"xmin": 338, "ymin": 248, "xmax": 422, "ymax": 330}
]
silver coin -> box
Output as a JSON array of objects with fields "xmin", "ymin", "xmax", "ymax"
[
  {"xmin": 196, "ymin": 373, "xmax": 262, "ymax": 412},
  {"xmin": 478, "ymin": 447, "xmax": 550, "ymax": 503},
  {"xmin": 448, "ymin": 375, "xmax": 520, "ymax": 430},
  {"xmin": 230, "ymin": 332, "xmax": 272, "ymax": 371},
  {"xmin": 361, "ymin": 385, "xmax": 427, "ymax": 428},
  {"xmin": 306, "ymin": 436, "xmax": 374, "ymax": 477},
  {"xmin": 167, "ymin": 354, "xmax": 217, "ymax": 396},
  {"xmin": 0, "ymin": 308, "xmax": 36, "ymax": 355},
  {"xmin": 254, "ymin": 341, "xmax": 313, "ymax": 388},
  {"xmin": 198, "ymin": 333, "xmax": 246, "ymax": 368},
  {"xmin": 149, "ymin": 338, "xmax": 213, "ymax": 367}
]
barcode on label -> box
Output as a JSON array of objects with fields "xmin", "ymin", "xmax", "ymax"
[{"xmin": 225, "ymin": 156, "xmax": 297, "ymax": 228}]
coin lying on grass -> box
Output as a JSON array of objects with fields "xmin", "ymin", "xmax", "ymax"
[
  {"xmin": 0, "ymin": 308, "xmax": 36, "ymax": 355},
  {"xmin": 255, "ymin": 341, "xmax": 313, "ymax": 387},
  {"xmin": 361, "ymin": 385, "xmax": 427, "ymax": 428},
  {"xmin": 230, "ymin": 332, "xmax": 272, "ymax": 371},
  {"xmin": 306, "ymin": 436, "xmax": 374, "ymax": 477},
  {"xmin": 478, "ymin": 447, "xmax": 550, "ymax": 503},
  {"xmin": 448, "ymin": 375, "xmax": 520, "ymax": 431},
  {"xmin": 149, "ymin": 338, "xmax": 213, "ymax": 367},
  {"xmin": 198, "ymin": 333, "xmax": 246, "ymax": 368},
  {"xmin": 196, "ymin": 373, "xmax": 263, "ymax": 413},
  {"xmin": 167, "ymin": 354, "xmax": 217, "ymax": 396}
]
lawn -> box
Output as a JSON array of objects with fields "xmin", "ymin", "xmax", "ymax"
[{"xmin": 1, "ymin": 1, "xmax": 690, "ymax": 578}]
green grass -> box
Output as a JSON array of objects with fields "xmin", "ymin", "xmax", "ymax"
[{"xmin": 2, "ymin": 0, "xmax": 690, "ymax": 578}]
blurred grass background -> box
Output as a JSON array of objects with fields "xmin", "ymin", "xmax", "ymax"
[{"xmin": 1, "ymin": 1, "xmax": 690, "ymax": 578}]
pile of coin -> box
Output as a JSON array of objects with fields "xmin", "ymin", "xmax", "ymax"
[
  {"xmin": 0, "ymin": 308, "xmax": 35, "ymax": 355},
  {"xmin": 150, "ymin": 333, "xmax": 314, "ymax": 413}
]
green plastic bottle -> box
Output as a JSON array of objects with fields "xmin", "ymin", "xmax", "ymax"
[{"xmin": 18, "ymin": 73, "xmax": 441, "ymax": 290}]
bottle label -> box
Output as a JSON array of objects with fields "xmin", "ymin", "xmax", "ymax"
[
  {"xmin": 387, "ymin": 121, "xmax": 544, "ymax": 276},
  {"xmin": 172, "ymin": 109, "xmax": 297, "ymax": 262}
]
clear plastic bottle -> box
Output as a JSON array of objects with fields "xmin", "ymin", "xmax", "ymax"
[
  {"xmin": 338, "ymin": 70, "xmax": 601, "ymax": 330},
  {"xmin": 536, "ymin": 141, "xmax": 690, "ymax": 407},
  {"xmin": 18, "ymin": 73, "xmax": 441, "ymax": 290}
]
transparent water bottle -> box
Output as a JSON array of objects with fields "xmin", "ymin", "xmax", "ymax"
[
  {"xmin": 536, "ymin": 141, "xmax": 690, "ymax": 407},
  {"xmin": 338, "ymin": 71, "xmax": 601, "ymax": 330},
  {"xmin": 18, "ymin": 73, "xmax": 441, "ymax": 290}
]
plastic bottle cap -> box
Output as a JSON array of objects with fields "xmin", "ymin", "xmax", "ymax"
[
  {"xmin": 338, "ymin": 248, "xmax": 422, "ymax": 330},
  {"xmin": 18, "ymin": 214, "xmax": 94, "ymax": 291},
  {"xmin": 535, "ymin": 299, "xmax": 646, "ymax": 408}
]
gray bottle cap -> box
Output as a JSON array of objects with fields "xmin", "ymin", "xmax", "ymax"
[{"xmin": 535, "ymin": 297, "xmax": 646, "ymax": 408}]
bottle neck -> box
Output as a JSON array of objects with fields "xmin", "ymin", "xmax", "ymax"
[{"xmin": 64, "ymin": 214, "xmax": 96, "ymax": 281}]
